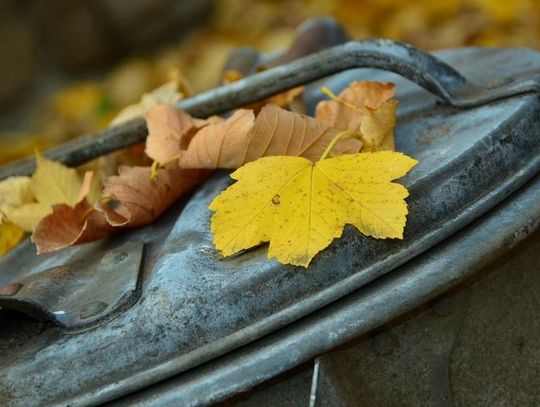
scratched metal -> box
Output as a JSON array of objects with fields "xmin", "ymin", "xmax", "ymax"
[
  {"xmin": 111, "ymin": 173, "xmax": 540, "ymax": 407},
  {"xmin": 0, "ymin": 46, "xmax": 539, "ymax": 406}
]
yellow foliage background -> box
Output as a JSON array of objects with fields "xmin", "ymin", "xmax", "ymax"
[{"xmin": 0, "ymin": 0, "xmax": 538, "ymax": 165}]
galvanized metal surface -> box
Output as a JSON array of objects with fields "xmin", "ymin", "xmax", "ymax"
[
  {"xmin": 211, "ymin": 230, "xmax": 540, "ymax": 407},
  {"xmin": 110, "ymin": 173, "xmax": 540, "ymax": 407},
  {"xmin": 1, "ymin": 38, "xmax": 538, "ymax": 180},
  {"xmin": 0, "ymin": 46, "xmax": 539, "ymax": 406},
  {"xmin": 0, "ymin": 242, "xmax": 143, "ymax": 328}
]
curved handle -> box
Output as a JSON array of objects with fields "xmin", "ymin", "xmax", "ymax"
[
  {"xmin": 1, "ymin": 40, "xmax": 538, "ymax": 180},
  {"xmin": 179, "ymin": 39, "xmax": 469, "ymax": 117}
]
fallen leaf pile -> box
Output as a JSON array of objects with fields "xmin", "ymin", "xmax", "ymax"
[
  {"xmin": 0, "ymin": 80, "xmax": 416, "ymax": 268},
  {"xmin": 174, "ymin": 104, "xmax": 361, "ymax": 169},
  {"xmin": 0, "ymin": 153, "xmax": 94, "ymax": 254}
]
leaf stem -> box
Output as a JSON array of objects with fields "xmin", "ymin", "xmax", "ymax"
[
  {"xmin": 320, "ymin": 86, "xmax": 372, "ymax": 115},
  {"xmin": 319, "ymin": 130, "xmax": 357, "ymax": 161},
  {"xmin": 150, "ymin": 161, "xmax": 160, "ymax": 181},
  {"xmin": 149, "ymin": 154, "xmax": 181, "ymax": 181}
]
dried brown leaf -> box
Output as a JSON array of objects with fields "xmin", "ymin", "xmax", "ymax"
[
  {"xmin": 145, "ymin": 105, "xmax": 201, "ymax": 164},
  {"xmin": 178, "ymin": 104, "xmax": 361, "ymax": 169},
  {"xmin": 32, "ymin": 199, "xmax": 113, "ymax": 254},
  {"xmin": 100, "ymin": 165, "xmax": 211, "ymax": 227},
  {"xmin": 316, "ymin": 81, "xmax": 397, "ymax": 151},
  {"xmin": 178, "ymin": 109, "xmax": 255, "ymax": 169}
]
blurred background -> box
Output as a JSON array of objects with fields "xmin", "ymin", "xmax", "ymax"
[{"xmin": 0, "ymin": 0, "xmax": 538, "ymax": 165}]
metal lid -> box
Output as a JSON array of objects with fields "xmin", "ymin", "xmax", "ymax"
[{"xmin": 0, "ymin": 34, "xmax": 539, "ymax": 406}]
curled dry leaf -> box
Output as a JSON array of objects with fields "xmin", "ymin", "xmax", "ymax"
[
  {"xmin": 32, "ymin": 164, "xmax": 211, "ymax": 253},
  {"xmin": 31, "ymin": 171, "xmax": 110, "ymax": 253},
  {"xmin": 178, "ymin": 104, "xmax": 362, "ymax": 169},
  {"xmin": 178, "ymin": 109, "xmax": 255, "ymax": 169},
  {"xmin": 316, "ymin": 81, "xmax": 397, "ymax": 151},
  {"xmin": 100, "ymin": 165, "xmax": 212, "ymax": 227},
  {"xmin": 32, "ymin": 200, "xmax": 113, "ymax": 254},
  {"xmin": 145, "ymin": 105, "xmax": 206, "ymax": 165}
]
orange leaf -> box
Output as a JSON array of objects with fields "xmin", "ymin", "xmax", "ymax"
[
  {"xmin": 178, "ymin": 104, "xmax": 361, "ymax": 169},
  {"xmin": 178, "ymin": 109, "xmax": 255, "ymax": 169},
  {"xmin": 316, "ymin": 81, "xmax": 397, "ymax": 151},
  {"xmin": 77, "ymin": 171, "xmax": 96, "ymax": 203},
  {"xmin": 145, "ymin": 105, "xmax": 202, "ymax": 164},
  {"xmin": 100, "ymin": 165, "xmax": 211, "ymax": 227},
  {"xmin": 32, "ymin": 199, "xmax": 113, "ymax": 254},
  {"xmin": 32, "ymin": 165, "xmax": 210, "ymax": 253}
]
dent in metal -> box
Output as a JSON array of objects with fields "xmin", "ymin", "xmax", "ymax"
[{"xmin": 0, "ymin": 242, "xmax": 143, "ymax": 328}]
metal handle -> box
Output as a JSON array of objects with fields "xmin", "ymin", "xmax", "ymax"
[
  {"xmin": 180, "ymin": 39, "xmax": 468, "ymax": 118},
  {"xmin": 1, "ymin": 39, "xmax": 538, "ymax": 180}
]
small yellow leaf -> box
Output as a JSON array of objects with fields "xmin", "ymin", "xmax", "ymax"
[
  {"xmin": 210, "ymin": 152, "xmax": 418, "ymax": 267},
  {"xmin": 3, "ymin": 154, "xmax": 84, "ymax": 232},
  {"xmin": 0, "ymin": 176, "xmax": 37, "ymax": 232},
  {"xmin": 5, "ymin": 203, "xmax": 53, "ymax": 232},
  {"xmin": 0, "ymin": 221, "xmax": 25, "ymax": 257},
  {"xmin": 32, "ymin": 152, "xmax": 81, "ymax": 207},
  {"xmin": 0, "ymin": 176, "xmax": 33, "ymax": 211}
]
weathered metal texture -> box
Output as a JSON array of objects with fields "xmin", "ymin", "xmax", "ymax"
[
  {"xmin": 313, "ymin": 230, "xmax": 540, "ymax": 407},
  {"xmin": 0, "ymin": 46, "xmax": 539, "ymax": 406},
  {"xmin": 110, "ymin": 174, "xmax": 540, "ymax": 407},
  {"xmin": 1, "ymin": 38, "xmax": 538, "ymax": 180},
  {"xmin": 0, "ymin": 242, "xmax": 143, "ymax": 328}
]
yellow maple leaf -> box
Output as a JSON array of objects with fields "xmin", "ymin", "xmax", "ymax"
[
  {"xmin": 210, "ymin": 151, "xmax": 418, "ymax": 267},
  {"xmin": 31, "ymin": 153, "xmax": 81, "ymax": 207},
  {"xmin": 0, "ymin": 221, "xmax": 25, "ymax": 257},
  {"xmin": 4, "ymin": 153, "xmax": 82, "ymax": 232}
]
